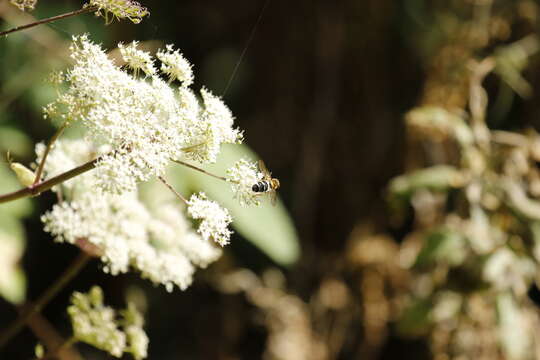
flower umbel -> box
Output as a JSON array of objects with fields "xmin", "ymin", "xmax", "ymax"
[
  {"xmin": 119, "ymin": 41, "xmax": 156, "ymax": 77},
  {"xmin": 40, "ymin": 140, "xmax": 222, "ymax": 292},
  {"xmin": 187, "ymin": 192, "xmax": 233, "ymax": 246},
  {"xmin": 85, "ymin": 0, "xmax": 149, "ymax": 24},
  {"xmin": 156, "ymin": 44, "xmax": 194, "ymax": 86},
  {"xmin": 45, "ymin": 35, "xmax": 243, "ymax": 194}
]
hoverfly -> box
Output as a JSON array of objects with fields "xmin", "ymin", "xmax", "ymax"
[{"xmin": 252, "ymin": 160, "xmax": 280, "ymax": 205}]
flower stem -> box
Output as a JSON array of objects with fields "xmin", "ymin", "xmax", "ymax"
[
  {"xmin": 171, "ymin": 159, "xmax": 236, "ymax": 183},
  {"xmin": 36, "ymin": 336, "xmax": 78, "ymax": 360},
  {"xmin": 0, "ymin": 253, "xmax": 92, "ymax": 349},
  {"xmin": 0, "ymin": 6, "xmax": 98, "ymax": 37},
  {"xmin": 0, "ymin": 156, "xmax": 100, "ymax": 204},
  {"xmin": 33, "ymin": 123, "xmax": 68, "ymax": 185},
  {"xmin": 158, "ymin": 176, "xmax": 188, "ymax": 203}
]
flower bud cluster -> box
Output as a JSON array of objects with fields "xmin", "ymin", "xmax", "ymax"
[{"xmin": 68, "ymin": 286, "xmax": 148, "ymax": 359}]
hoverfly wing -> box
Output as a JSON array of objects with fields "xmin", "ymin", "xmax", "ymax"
[
  {"xmin": 258, "ymin": 159, "xmax": 271, "ymax": 179},
  {"xmin": 270, "ymin": 190, "xmax": 278, "ymax": 206}
]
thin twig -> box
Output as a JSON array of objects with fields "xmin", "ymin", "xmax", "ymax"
[
  {"xmin": 158, "ymin": 176, "xmax": 188, "ymax": 203},
  {"xmin": 37, "ymin": 337, "xmax": 78, "ymax": 360},
  {"xmin": 171, "ymin": 159, "xmax": 235, "ymax": 183},
  {"xmin": 26, "ymin": 311, "xmax": 82, "ymax": 360},
  {"xmin": 34, "ymin": 123, "xmax": 68, "ymax": 185},
  {"xmin": 0, "ymin": 253, "xmax": 92, "ymax": 349},
  {"xmin": 0, "ymin": 6, "xmax": 97, "ymax": 37},
  {"xmin": 0, "ymin": 156, "xmax": 100, "ymax": 204}
]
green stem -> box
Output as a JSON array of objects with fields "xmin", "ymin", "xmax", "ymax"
[
  {"xmin": 0, "ymin": 6, "xmax": 98, "ymax": 37},
  {"xmin": 0, "ymin": 253, "xmax": 92, "ymax": 349},
  {"xmin": 34, "ymin": 123, "xmax": 68, "ymax": 185},
  {"xmin": 0, "ymin": 156, "xmax": 100, "ymax": 204}
]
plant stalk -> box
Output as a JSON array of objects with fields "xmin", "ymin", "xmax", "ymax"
[
  {"xmin": 0, "ymin": 156, "xmax": 100, "ymax": 204},
  {"xmin": 0, "ymin": 253, "xmax": 91, "ymax": 348},
  {"xmin": 0, "ymin": 6, "xmax": 97, "ymax": 37},
  {"xmin": 34, "ymin": 123, "xmax": 68, "ymax": 185}
]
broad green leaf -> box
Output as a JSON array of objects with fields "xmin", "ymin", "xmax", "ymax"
[
  {"xmin": 0, "ymin": 213, "xmax": 26, "ymax": 304},
  {"xmin": 168, "ymin": 144, "xmax": 300, "ymax": 266}
]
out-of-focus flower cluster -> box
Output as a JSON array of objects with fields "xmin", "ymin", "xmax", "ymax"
[
  {"xmin": 68, "ymin": 286, "xmax": 148, "ymax": 359},
  {"xmin": 386, "ymin": 34, "xmax": 540, "ymax": 360},
  {"xmin": 217, "ymin": 269, "xmax": 329, "ymax": 360}
]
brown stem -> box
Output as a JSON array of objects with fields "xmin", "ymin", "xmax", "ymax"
[
  {"xmin": 171, "ymin": 159, "xmax": 235, "ymax": 183},
  {"xmin": 26, "ymin": 312, "xmax": 82, "ymax": 360},
  {"xmin": 0, "ymin": 253, "xmax": 92, "ymax": 349},
  {"xmin": 0, "ymin": 156, "xmax": 100, "ymax": 204},
  {"xmin": 0, "ymin": 6, "xmax": 97, "ymax": 37},
  {"xmin": 158, "ymin": 176, "xmax": 188, "ymax": 203},
  {"xmin": 36, "ymin": 337, "xmax": 78, "ymax": 360},
  {"xmin": 34, "ymin": 123, "xmax": 68, "ymax": 185}
]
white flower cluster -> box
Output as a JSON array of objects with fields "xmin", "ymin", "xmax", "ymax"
[
  {"xmin": 44, "ymin": 35, "xmax": 242, "ymax": 194},
  {"xmin": 40, "ymin": 140, "xmax": 222, "ymax": 291},
  {"xmin": 187, "ymin": 193, "xmax": 233, "ymax": 246},
  {"xmin": 156, "ymin": 45, "xmax": 194, "ymax": 86},
  {"xmin": 118, "ymin": 41, "xmax": 156, "ymax": 77},
  {"xmin": 85, "ymin": 0, "xmax": 149, "ymax": 24},
  {"xmin": 227, "ymin": 159, "xmax": 264, "ymax": 206},
  {"xmin": 68, "ymin": 286, "xmax": 148, "ymax": 359}
]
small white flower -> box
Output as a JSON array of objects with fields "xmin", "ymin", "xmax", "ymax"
[
  {"xmin": 181, "ymin": 89, "xmax": 243, "ymax": 164},
  {"xmin": 119, "ymin": 41, "xmax": 156, "ymax": 76},
  {"xmin": 227, "ymin": 159, "xmax": 263, "ymax": 206},
  {"xmin": 156, "ymin": 44, "xmax": 194, "ymax": 86},
  {"xmin": 187, "ymin": 192, "xmax": 233, "ymax": 246}
]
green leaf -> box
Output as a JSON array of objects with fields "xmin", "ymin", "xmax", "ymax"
[
  {"xmin": 168, "ymin": 144, "xmax": 300, "ymax": 266},
  {"xmin": 0, "ymin": 126, "xmax": 33, "ymax": 158},
  {"xmin": 0, "ymin": 213, "xmax": 26, "ymax": 304}
]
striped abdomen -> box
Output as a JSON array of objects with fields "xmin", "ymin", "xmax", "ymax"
[{"xmin": 252, "ymin": 181, "xmax": 270, "ymax": 192}]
